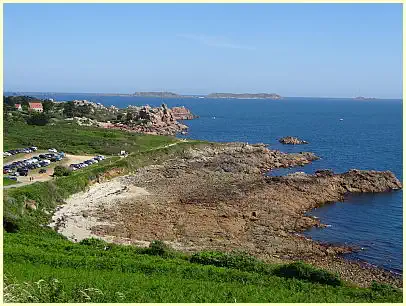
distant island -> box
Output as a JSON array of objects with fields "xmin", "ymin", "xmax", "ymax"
[
  {"xmin": 129, "ymin": 91, "xmax": 282, "ymax": 99},
  {"xmin": 133, "ymin": 91, "xmax": 182, "ymax": 98},
  {"xmin": 206, "ymin": 93, "xmax": 282, "ymax": 99},
  {"xmin": 353, "ymin": 96, "xmax": 378, "ymax": 101}
]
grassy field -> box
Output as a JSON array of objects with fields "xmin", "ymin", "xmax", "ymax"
[
  {"xmin": 4, "ymin": 121, "xmax": 177, "ymax": 155},
  {"xmin": 3, "ymin": 177, "xmax": 19, "ymax": 186},
  {"xmin": 3, "ymin": 122, "xmax": 402, "ymax": 303}
]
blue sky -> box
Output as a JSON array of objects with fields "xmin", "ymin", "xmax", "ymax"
[{"xmin": 4, "ymin": 3, "xmax": 403, "ymax": 98}]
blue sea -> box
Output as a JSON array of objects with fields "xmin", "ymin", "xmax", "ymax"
[{"xmin": 10, "ymin": 93, "xmax": 403, "ymax": 274}]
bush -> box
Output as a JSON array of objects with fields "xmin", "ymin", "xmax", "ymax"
[
  {"xmin": 273, "ymin": 262, "xmax": 342, "ymax": 287},
  {"xmin": 53, "ymin": 166, "xmax": 71, "ymax": 177},
  {"xmin": 370, "ymin": 281, "xmax": 400, "ymax": 296},
  {"xmin": 27, "ymin": 112, "xmax": 49, "ymax": 126},
  {"xmin": 79, "ymin": 237, "xmax": 108, "ymax": 249},
  {"xmin": 190, "ymin": 250, "xmax": 265, "ymax": 273},
  {"xmin": 143, "ymin": 240, "xmax": 174, "ymax": 257}
]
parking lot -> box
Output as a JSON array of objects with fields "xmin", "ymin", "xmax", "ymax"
[{"xmin": 3, "ymin": 147, "xmax": 105, "ymax": 188}]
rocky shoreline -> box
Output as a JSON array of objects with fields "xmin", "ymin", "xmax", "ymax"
[{"xmin": 49, "ymin": 142, "xmax": 402, "ymax": 288}]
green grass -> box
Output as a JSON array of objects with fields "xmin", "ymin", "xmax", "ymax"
[
  {"xmin": 3, "ymin": 177, "xmax": 19, "ymax": 186},
  {"xmin": 3, "ymin": 234, "xmax": 402, "ymax": 303},
  {"xmin": 4, "ymin": 121, "xmax": 178, "ymax": 155},
  {"xmin": 3, "ymin": 122, "xmax": 402, "ymax": 303}
]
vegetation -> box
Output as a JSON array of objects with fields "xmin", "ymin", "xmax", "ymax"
[
  {"xmin": 3, "ymin": 177, "xmax": 19, "ymax": 186},
  {"xmin": 27, "ymin": 112, "xmax": 50, "ymax": 126},
  {"xmin": 4, "ymin": 121, "xmax": 177, "ymax": 154},
  {"xmin": 3, "ymin": 122, "xmax": 402, "ymax": 303},
  {"xmin": 53, "ymin": 166, "xmax": 71, "ymax": 177}
]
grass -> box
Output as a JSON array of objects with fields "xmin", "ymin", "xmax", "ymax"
[
  {"xmin": 3, "ymin": 122, "xmax": 402, "ymax": 303},
  {"xmin": 3, "ymin": 177, "xmax": 19, "ymax": 186},
  {"xmin": 3, "ymin": 234, "xmax": 402, "ymax": 303},
  {"xmin": 4, "ymin": 121, "xmax": 178, "ymax": 155}
]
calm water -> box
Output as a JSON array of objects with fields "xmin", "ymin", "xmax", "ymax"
[{"xmin": 12, "ymin": 93, "xmax": 403, "ymax": 273}]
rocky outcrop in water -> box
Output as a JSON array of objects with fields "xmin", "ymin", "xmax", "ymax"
[
  {"xmin": 171, "ymin": 106, "xmax": 197, "ymax": 120},
  {"xmin": 279, "ymin": 136, "xmax": 308, "ymax": 145}
]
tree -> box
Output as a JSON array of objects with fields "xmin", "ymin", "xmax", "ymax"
[
  {"xmin": 63, "ymin": 101, "xmax": 76, "ymax": 118},
  {"xmin": 42, "ymin": 100, "xmax": 54, "ymax": 113},
  {"xmin": 53, "ymin": 166, "xmax": 71, "ymax": 177},
  {"xmin": 27, "ymin": 112, "xmax": 49, "ymax": 126}
]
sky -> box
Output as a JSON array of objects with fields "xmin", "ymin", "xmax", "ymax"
[{"xmin": 3, "ymin": 3, "xmax": 403, "ymax": 98}]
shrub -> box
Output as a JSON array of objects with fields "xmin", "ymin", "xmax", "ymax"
[
  {"xmin": 53, "ymin": 166, "xmax": 71, "ymax": 177},
  {"xmin": 27, "ymin": 112, "xmax": 49, "ymax": 126},
  {"xmin": 273, "ymin": 262, "xmax": 342, "ymax": 287},
  {"xmin": 79, "ymin": 237, "xmax": 108, "ymax": 249},
  {"xmin": 143, "ymin": 240, "xmax": 174, "ymax": 257},
  {"xmin": 370, "ymin": 281, "xmax": 400, "ymax": 296}
]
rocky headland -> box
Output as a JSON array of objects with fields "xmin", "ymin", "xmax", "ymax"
[
  {"xmin": 279, "ymin": 136, "xmax": 309, "ymax": 145},
  {"xmin": 50, "ymin": 142, "xmax": 402, "ymax": 288}
]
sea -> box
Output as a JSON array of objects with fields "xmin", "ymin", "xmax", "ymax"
[{"xmin": 7, "ymin": 92, "xmax": 403, "ymax": 274}]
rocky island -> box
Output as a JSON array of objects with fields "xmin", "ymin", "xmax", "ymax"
[
  {"xmin": 132, "ymin": 91, "xmax": 182, "ymax": 98},
  {"xmin": 279, "ymin": 136, "xmax": 309, "ymax": 145},
  {"xmin": 354, "ymin": 96, "xmax": 378, "ymax": 101}
]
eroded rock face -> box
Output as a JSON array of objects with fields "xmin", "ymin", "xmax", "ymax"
[{"xmin": 279, "ymin": 136, "xmax": 308, "ymax": 145}]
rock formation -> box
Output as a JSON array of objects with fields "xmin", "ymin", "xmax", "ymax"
[
  {"xmin": 171, "ymin": 106, "xmax": 197, "ymax": 120},
  {"xmin": 279, "ymin": 136, "xmax": 309, "ymax": 145}
]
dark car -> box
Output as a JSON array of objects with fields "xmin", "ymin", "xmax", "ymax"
[
  {"xmin": 50, "ymin": 157, "xmax": 57, "ymax": 162},
  {"xmin": 39, "ymin": 169, "xmax": 47, "ymax": 174},
  {"xmin": 39, "ymin": 161, "xmax": 47, "ymax": 167},
  {"xmin": 18, "ymin": 170, "xmax": 28, "ymax": 176},
  {"xmin": 39, "ymin": 154, "xmax": 47, "ymax": 159}
]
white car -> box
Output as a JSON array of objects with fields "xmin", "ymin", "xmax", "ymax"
[
  {"xmin": 48, "ymin": 148, "xmax": 58, "ymax": 153},
  {"xmin": 3, "ymin": 152, "xmax": 12, "ymax": 157}
]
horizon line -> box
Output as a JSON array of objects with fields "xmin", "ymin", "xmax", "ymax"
[{"xmin": 3, "ymin": 90, "xmax": 403, "ymax": 101}]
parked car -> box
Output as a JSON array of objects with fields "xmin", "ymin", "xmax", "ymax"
[
  {"xmin": 6, "ymin": 176, "xmax": 17, "ymax": 181},
  {"xmin": 50, "ymin": 157, "xmax": 57, "ymax": 162},
  {"xmin": 18, "ymin": 171, "xmax": 28, "ymax": 176},
  {"xmin": 30, "ymin": 146, "xmax": 38, "ymax": 151},
  {"xmin": 39, "ymin": 154, "xmax": 47, "ymax": 159},
  {"xmin": 39, "ymin": 169, "xmax": 47, "ymax": 174},
  {"xmin": 3, "ymin": 152, "xmax": 12, "ymax": 157},
  {"xmin": 48, "ymin": 148, "xmax": 58, "ymax": 153},
  {"xmin": 59, "ymin": 152, "xmax": 65, "ymax": 157}
]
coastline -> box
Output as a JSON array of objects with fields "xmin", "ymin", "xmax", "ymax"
[{"xmin": 48, "ymin": 141, "xmax": 403, "ymax": 288}]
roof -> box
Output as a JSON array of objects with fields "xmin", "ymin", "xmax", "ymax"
[{"xmin": 28, "ymin": 102, "xmax": 43, "ymax": 109}]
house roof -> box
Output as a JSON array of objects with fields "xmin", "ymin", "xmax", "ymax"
[{"xmin": 29, "ymin": 102, "xmax": 43, "ymax": 109}]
